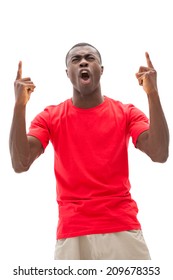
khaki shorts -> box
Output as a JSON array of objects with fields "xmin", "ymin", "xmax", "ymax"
[{"xmin": 54, "ymin": 230, "xmax": 151, "ymax": 260}]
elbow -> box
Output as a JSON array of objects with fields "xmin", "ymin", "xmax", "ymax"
[
  {"xmin": 150, "ymin": 150, "xmax": 169, "ymax": 163},
  {"xmin": 12, "ymin": 161, "xmax": 30, "ymax": 173},
  {"xmin": 13, "ymin": 166, "xmax": 30, "ymax": 173},
  {"xmin": 10, "ymin": 150, "xmax": 31, "ymax": 173}
]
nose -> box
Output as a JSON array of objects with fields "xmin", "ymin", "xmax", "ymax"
[{"xmin": 79, "ymin": 58, "xmax": 88, "ymax": 67}]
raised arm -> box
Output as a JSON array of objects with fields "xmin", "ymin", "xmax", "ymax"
[
  {"xmin": 9, "ymin": 61, "xmax": 43, "ymax": 173},
  {"xmin": 135, "ymin": 52, "xmax": 169, "ymax": 163}
]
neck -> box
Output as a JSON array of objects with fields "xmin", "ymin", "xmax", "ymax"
[{"xmin": 72, "ymin": 89, "xmax": 104, "ymax": 109}]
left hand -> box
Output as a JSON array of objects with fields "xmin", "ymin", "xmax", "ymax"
[{"xmin": 136, "ymin": 52, "xmax": 158, "ymax": 96}]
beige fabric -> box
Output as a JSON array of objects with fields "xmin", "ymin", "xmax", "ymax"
[{"xmin": 54, "ymin": 230, "xmax": 151, "ymax": 260}]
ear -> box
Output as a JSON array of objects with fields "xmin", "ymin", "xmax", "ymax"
[
  {"xmin": 101, "ymin": 66, "xmax": 104, "ymax": 75},
  {"xmin": 65, "ymin": 69, "xmax": 69, "ymax": 77}
]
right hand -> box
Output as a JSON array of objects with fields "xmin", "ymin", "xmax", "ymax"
[
  {"xmin": 135, "ymin": 52, "xmax": 158, "ymax": 96},
  {"xmin": 14, "ymin": 61, "xmax": 36, "ymax": 106}
]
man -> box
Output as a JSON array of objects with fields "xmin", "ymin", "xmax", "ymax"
[{"xmin": 9, "ymin": 43, "xmax": 169, "ymax": 260}]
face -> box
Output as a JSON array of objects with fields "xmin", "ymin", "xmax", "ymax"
[{"xmin": 66, "ymin": 46, "xmax": 103, "ymax": 95}]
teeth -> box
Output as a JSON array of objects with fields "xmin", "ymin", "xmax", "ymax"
[{"xmin": 80, "ymin": 70, "xmax": 89, "ymax": 79}]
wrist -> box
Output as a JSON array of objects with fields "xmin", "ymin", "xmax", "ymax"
[
  {"xmin": 14, "ymin": 102, "xmax": 27, "ymax": 113},
  {"xmin": 147, "ymin": 89, "xmax": 159, "ymax": 98}
]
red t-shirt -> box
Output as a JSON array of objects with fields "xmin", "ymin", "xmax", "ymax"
[{"xmin": 28, "ymin": 96, "xmax": 149, "ymax": 239}]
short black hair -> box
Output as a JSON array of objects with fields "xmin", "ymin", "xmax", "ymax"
[{"xmin": 65, "ymin": 42, "xmax": 102, "ymax": 66}]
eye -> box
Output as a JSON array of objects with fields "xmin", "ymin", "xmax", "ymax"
[
  {"xmin": 71, "ymin": 57, "xmax": 80, "ymax": 63},
  {"xmin": 87, "ymin": 56, "xmax": 95, "ymax": 61}
]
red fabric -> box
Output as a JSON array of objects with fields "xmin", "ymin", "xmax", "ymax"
[{"xmin": 28, "ymin": 96, "xmax": 149, "ymax": 239}]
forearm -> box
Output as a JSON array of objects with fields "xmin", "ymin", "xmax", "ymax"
[
  {"xmin": 9, "ymin": 104, "xmax": 31, "ymax": 172},
  {"xmin": 147, "ymin": 91, "xmax": 169, "ymax": 162},
  {"xmin": 136, "ymin": 52, "xmax": 169, "ymax": 162}
]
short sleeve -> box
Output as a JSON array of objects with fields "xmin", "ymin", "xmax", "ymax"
[
  {"xmin": 27, "ymin": 108, "xmax": 51, "ymax": 150},
  {"xmin": 127, "ymin": 104, "xmax": 149, "ymax": 147}
]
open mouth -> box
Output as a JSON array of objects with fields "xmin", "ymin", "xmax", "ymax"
[{"xmin": 80, "ymin": 70, "xmax": 90, "ymax": 81}]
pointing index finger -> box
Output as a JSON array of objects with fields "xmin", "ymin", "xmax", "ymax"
[
  {"xmin": 16, "ymin": 61, "xmax": 22, "ymax": 80},
  {"xmin": 145, "ymin": 52, "xmax": 154, "ymax": 69}
]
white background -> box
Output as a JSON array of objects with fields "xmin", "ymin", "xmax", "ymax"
[{"xmin": 0, "ymin": 0, "xmax": 172, "ymax": 278}]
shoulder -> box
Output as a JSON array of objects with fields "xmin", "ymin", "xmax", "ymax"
[
  {"xmin": 44, "ymin": 99, "xmax": 70, "ymax": 115},
  {"xmin": 105, "ymin": 96, "xmax": 135, "ymax": 113},
  {"xmin": 30, "ymin": 99, "xmax": 71, "ymax": 127},
  {"xmin": 105, "ymin": 96, "xmax": 148, "ymax": 123},
  {"xmin": 33, "ymin": 99, "xmax": 71, "ymax": 121}
]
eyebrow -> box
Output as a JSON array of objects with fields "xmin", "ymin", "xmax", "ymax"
[
  {"xmin": 70, "ymin": 53, "xmax": 99, "ymax": 61},
  {"xmin": 71, "ymin": 55, "xmax": 81, "ymax": 59}
]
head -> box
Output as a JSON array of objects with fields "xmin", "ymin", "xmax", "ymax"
[
  {"xmin": 65, "ymin": 42, "xmax": 102, "ymax": 66},
  {"xmin": 65, "ymin": 42, "xmax": 104, "ymax": 95}
]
